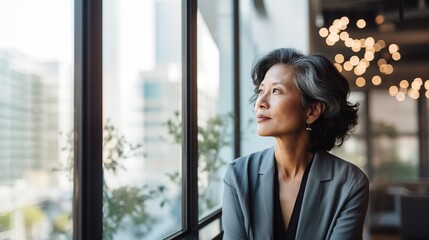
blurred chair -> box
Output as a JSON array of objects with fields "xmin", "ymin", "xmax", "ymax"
[{"xmin": 400, "ymin": 193, "xmax": 429, "ymax": 240}]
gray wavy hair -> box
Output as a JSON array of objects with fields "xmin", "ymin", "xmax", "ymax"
[{"xmin": 250, "ymin": 48, "xmax": 359, "ymax": 152}]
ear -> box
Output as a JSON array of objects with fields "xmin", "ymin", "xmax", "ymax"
[{"xmin": 306, "ymin": 102, "xmax": 325, "ymax": 124}]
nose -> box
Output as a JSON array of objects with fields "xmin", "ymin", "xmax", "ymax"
[{"xmin": 256, "ymin": 92, "xmax": 269, "ymax": 110}]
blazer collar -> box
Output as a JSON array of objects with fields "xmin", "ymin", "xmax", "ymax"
[
  {"xmin": 310, "ymin": 151, "xmax": 334, "ymax": 181},
  {"xmin": 257, "ymin": 148, "xmax": 334, "ymax": 182},
  {"xmin": 296, "ymin": 150, "xmax": 335, "ymax": 238},
  {"xmin": 258, "ymin": 147, "xmax": 275, "ymax": 174},
  {"xmin": 254, "ymin": 148, "xmax": 334, "ymax": 239}
]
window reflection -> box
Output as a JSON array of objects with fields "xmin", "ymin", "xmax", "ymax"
[
  {"xmin": 0, "ymin": 0, "xmax": 74, "ymax": 238},
  {"xmin": 103, "ymin": 0, "xmax": 182, "ymax": 238},
  {"xmin": 197, "ymin": 0, "xmax": 234, "ymax": 219},
  {"xmin": 370, "ymin": 90, "xmax": 418, "ymax": 181}
]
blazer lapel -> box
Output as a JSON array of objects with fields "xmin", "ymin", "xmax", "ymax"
[
  {"xmin": 253, "ymin": 147, "xmax": 275, "ymax": 239},
  {"xmin": 296, "ymin": 151, "xmax": 334, "ymax": 239}
]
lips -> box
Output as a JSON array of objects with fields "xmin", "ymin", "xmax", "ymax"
[{"xmin": 256, "ymin": 114, "xmax": 271, "ymax": 123}]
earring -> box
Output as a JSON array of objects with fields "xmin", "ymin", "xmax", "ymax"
[{"xmin": 306, "ymin": 124, "xmax": 312, "ymax": 131}]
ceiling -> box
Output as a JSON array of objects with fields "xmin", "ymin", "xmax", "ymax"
[{"xmin": 309, "ymin": 0, "xmax": 429, "ymax": 90}]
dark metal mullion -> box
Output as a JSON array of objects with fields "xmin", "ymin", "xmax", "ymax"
[
  {"xmin": 365, "ymin": 90, "xmax": 373, "ymax": 180},
  {"xmin": 182, "ymin": 0, "xmax": 199, "ymax": 238},
  {"xmin": 418, "ymin": 90, "xmax": 428, "ymax": 178},
  {"xmin": 233, "ymin": 0, "xmax": 241, "ymax": 159},
  {"xmin": 198, "ymin": 209, "xmax": 222, "ymax": 229},
  {"xmin": 73, "ymin": 0, "xmax": 103, "ymax": 239}
]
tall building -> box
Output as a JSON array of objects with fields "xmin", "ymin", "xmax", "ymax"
[{"xmin": 0, "ymin": 50, "xmax": 60, "ymax": 186}]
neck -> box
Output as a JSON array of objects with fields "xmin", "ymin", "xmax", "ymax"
[{"xmin": 274, "ymin": 135, "xmax": 313, "ymax": 180}]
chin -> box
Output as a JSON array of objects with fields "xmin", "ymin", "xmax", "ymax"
[{"xmin": 257, "ymin": 130, "xmax": 272, "ymax": 136}]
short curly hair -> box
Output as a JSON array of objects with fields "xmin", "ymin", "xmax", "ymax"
[{"xmin": 250, "ymin": 48, "xmax": 359, "ymax": 152}]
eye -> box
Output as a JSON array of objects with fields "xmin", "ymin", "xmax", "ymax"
[
  {"xmin": 272, "ymin": 88, "xmax": 282, "ymax": 94},
  {"xmin": 257, "ymin": 88, "xmax": 264, "ymax": 95}
]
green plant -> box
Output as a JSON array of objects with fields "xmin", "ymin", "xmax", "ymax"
[
  {"xmin": 165, "ymin": 111, "xmax": 233, "ymax": 214},
  {"xmin": 53, "ymin": 213, "xmax": 70, "ymax": 234},
  {"xmin": 371, "ymin": 120, "xmax": 418, "ymax": 181},
  {"xmin": 0, "ymin": 212, "xmax": 11, "ymax": 231},
  {"xmin": 23, "ymin": 205, "xmax": 46, "ymax": 239},
  {"xmin": 59, "ymin": 121, "xmax": 167, "ymax": 239}
]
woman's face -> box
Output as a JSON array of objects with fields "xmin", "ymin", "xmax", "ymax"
[{"xmin": 254, "ymin": 64, "xmax": 308, "ymax": 138}]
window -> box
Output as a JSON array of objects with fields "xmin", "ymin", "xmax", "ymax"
[
  {"xmin": 196, "ymin": 0, "xmax": 235, "ymax": 238},
  {"xmin": 370, "ymin": 90, "xmax": 418, "ymax": 181},
  {"xmin": 197, "ymin": 0, "xmax": 234, "ymax": 218},
  {"xmin": 0, "ymin": 0, "xmax": 74, "ymax": 238},
  {"xmin": 1, "ymin": 0, "xmax": 239, "ymax": 239},
  {"xmin": 103, "ymin": 0, "xmax": 182, "ymax": 239}
]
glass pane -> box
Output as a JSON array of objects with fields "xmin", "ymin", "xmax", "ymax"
[
  {"xmin": 197, "ymin": 0, "xmax": 234, "ymax": 219},
  {"xmin": 370, "ymin": 90, "xmax": 418, "ymax": 181},
  {"xmin": 372, "ymin": 136, "xmax": 418, "ymax": 181},
  {"xmin": 0, "ymin": 0, "xmax": 74, "ymax": 239},
  {"xmin": 199, "ymin": 218, "xmax": 221, "ymax": 240},
  {"xmin": 102, "ymin": 0, "xmax": 182, "ymax": 239},
  {"xmin": 371, "ymin": 89, "xmax": 417, "ymax": 133}
]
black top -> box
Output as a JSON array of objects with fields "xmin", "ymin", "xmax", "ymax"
[{"xmin": 273, "ymin": 159, "xmax": 313, "ymax": 239}]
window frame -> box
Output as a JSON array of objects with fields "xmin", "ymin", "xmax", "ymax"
[{"xmin": 73, "ymin": 0, "xmax": 240, "ymax": 239}]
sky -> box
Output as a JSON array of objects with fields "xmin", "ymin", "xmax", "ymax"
[{"xmin": 0, "ymin": 0, "xmax": 73, "ymax": 62}]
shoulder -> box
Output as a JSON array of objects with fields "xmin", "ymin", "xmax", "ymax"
[
  {"xmin": 317, "ymin": 151, "xmax": 369, "ymax": 188},
  {"xmin": 229, "ymin": 147, "xmax": 273, "ymax": 168},
  {"xmin": 224, "ymin": 147, "xmax": 273, "ymax": 186}
]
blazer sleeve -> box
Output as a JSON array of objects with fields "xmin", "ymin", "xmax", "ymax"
[
  {"xmin": 329, "ymin": 172, "xmax": 369, "ymax": 240},
  {"xmin": 222, "ymin": 164, "xmax": 248, "ymax": 240}
]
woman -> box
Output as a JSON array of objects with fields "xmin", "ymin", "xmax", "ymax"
[{"xmin": 222, "ymin": 48, "xmax": 369, "ymax": 240}]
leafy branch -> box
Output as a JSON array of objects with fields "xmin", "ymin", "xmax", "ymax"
[
  {"xmin": 165, "ymin": 111, "xmax": 233, "ymax": 213},
  {"xmin": 58, "ymin": 120, "xmax": 166, "ymax": 239}
]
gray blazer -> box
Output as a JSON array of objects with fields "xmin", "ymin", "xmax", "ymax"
[{"xmin": 222, "ymin": 147, "xmax": 369, "ymax": 240}]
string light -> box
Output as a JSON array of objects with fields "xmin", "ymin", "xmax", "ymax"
[
  {"xmin": 356, "ymin": 77, "xmax": 366, "ymax": 87},
  {"xmin": 389, "ymin": 86, "xmax": 398, "ymax": 96},
  {"xmin": 335, "ymin": 54, "xmax": 345, "ymax": 63},
  {"xmin": 356, "ymin": 19, "xmax": 366, "ymax": 28},
  {"xmin": 375, "ymin": 15, "xmax": 385, "ymax": 25},
  {"xmin": 318, "ymin": 17, "xmax": 426, "ymax": 101},
  {"xmin": 372, "ymin": 75, "xmax": 382, "ymax": 85}
]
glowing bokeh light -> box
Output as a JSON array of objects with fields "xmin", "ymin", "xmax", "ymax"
[
  {"xmin": 326, "ymin": 38, "xmax": 335, "ymax": 46},
  {"xmin": 389, "ymin": 86, "xmax": 399, "ymax": 96},
  {"xmin": 396, "ymin": 92, "xmax": 406, "ymax": 101},
  {"xmin": 356, "ymin": 77, "xmax": 366, "ymax": 87},
  {"xmin": 384, "ymin": 64, "xmax": 393, "ymax": 74},
  {"xmin": 392, "ymin": 52, "xmax": 401, "ymax": 61},
  {"xmin": 341, "ymin": 16, "xmax": 350, "ymax": 25},
  {"xmin": 364, "ymin": 51, "xmax": 374, "ymax": 61},
  {"xmin": 365, "ymin": 37, "xmax": 375, "ymax": 47},
  {"xmin": 357, "ymin": 19, "xmax": 366, "ymax": 28},
  {"xmin": 375, "ymin": 15, "xmax": 385, "ymax": 25},
  {"xmin": 389, "ymin": 44, "xmax": 399, "ymax": 53},
  {"xmin": 350, "ymin": 56, "xmax": 359, "ymax": 66},
  {"xmin": 377, "ymin": 58, "xmax": 387, "ymax": 66},
  {"xmin": 335, "ymin": 54, "xmax": 345, "ymax": 63},
  {"xmin": 319, "ymin": 28, "xmax": 329, "ymax": 37},
  {"xmin": 377, "ymin": 40, "xmax": 386, "ymax": 48},
  {"xmin": 408, "ymin": 89, "xmax": 420, "ymax": 99},
  {"xmin": 372, "ymin": 75, "xmax": 382, "ymax": 85},
  {"xmin": 400, "ymin": 80, "xmax": 409, "ymax": 89},
  {"xmin": 344, "ymin": 61, "xmax": 353, "ymax": 71},
  {"xmin": 340, "ymin": 31, "xmax": 349, "ymax": 41},
  {"xmin": 345, "ymin": 38, "xmax": 354, "ymax": 47},
  {"xmin": 334, "ymin": 63, "xmax": 343, "ymax": 72}
]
